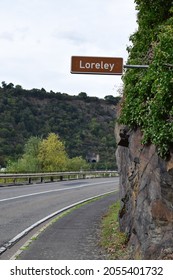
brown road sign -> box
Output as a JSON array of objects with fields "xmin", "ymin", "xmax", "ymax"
[{"xmin": 71, "ymin": 56, "xmax": 123, "ymax": 75}]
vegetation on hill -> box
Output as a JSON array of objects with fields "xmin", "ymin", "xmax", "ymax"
[
  {"xmin": 0, "ymin": 82, "xmax": 120, "ymax": 170},
  {"xmin": 7, "ymin": 133, "xmax": 90, "ymax": 172},
  {"xmin": 119, "ymin": 0, "xmax": 173, "ymax": 157}
]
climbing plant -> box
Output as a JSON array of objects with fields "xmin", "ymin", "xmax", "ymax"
[{"xmin": 119, "ymin": 0, "xmax": 173, "ymax": 157}]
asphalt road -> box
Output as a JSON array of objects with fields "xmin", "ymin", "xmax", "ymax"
[
  {"xmin": 18, "ymin": 192, "xmax": 119, "ymax": 260},
  {"xmin": 0, "ymin": 177, "xmax": 119, "ymax": 253}
]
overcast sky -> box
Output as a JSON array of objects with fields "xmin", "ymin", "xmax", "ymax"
[{"xmin": 0, "ymin": 0, "xmax": 137, "ymax": 98}]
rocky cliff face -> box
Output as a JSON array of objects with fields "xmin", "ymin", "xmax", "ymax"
[{"xmin": 115, "ymin": 123, "xmax": 173, "ymax": 259}]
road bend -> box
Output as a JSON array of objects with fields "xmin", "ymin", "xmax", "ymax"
[{"xmin": 0, "ymin": 177, "xmax": 119, "ymax": 252}]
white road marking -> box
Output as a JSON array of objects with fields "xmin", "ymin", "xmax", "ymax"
[
  {"xmin": 0, "ymin": 180, "xmax": 116, "ymax": 202},
  {"xmin": 0, "ymin": 190, "xmax": 118, "ymax": 256}
]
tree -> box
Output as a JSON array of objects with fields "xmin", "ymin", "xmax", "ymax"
[
  {"xmin": 22, "ymin": 136, "xmax": 41, "ymax": 172},
  {"xmin": 38, "ymin": 133, "xmax": 68, "ymax": 171},
  {"xmin": 67, "ymin": 156, "xmax": 90, "ymax": 171},
  {"xmin": 7, "ymin": 136, "xmax": 41, "ymax": 172},
  {"xmin": 104, "ymin": 95, "xmax": 121, "ymax": 105},
  {"xmin": 78, "ymin": 92, "xmax": 88, "ymax": 99},
  {"xmin": 2, "ymin": 81, "xmax": 7, "ymax": 88},
  {"xmin": 24, "ymin": 136, "xmax": 41, "ymax": 158},
  {"xmin": 1, "ymin": 81, "xmax": 14, "ymax": 89}
]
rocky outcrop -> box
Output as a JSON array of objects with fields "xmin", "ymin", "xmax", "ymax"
[{"xmin": 115, "ymin": 123, "xmax": 173, "ymax": 259}]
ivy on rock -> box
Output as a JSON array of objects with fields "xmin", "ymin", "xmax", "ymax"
[{"xmin": 119, "ymin": 0, "xmax": 173, "ymax": 157}]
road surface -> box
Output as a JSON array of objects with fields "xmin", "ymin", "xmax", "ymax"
[
  {"xmin": 18, "ymin": 192, "xmax": 118, "ymax": 260},
  {"xmin": 0, "ymin": 177, "xmax": 119, "ymax": 253}
]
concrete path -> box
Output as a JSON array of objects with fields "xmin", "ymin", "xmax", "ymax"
[{"xmin": 17, "ymin": 192, "xmax": 119, "ymax": 260}]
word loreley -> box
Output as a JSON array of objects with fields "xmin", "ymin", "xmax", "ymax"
[
  {"xmin": 79, "ymin": 60, "xmax": 115, "ymax": 72},
  {"xmin": 71, "ymin": 56, "xmax": 123, "ymax": 75}
]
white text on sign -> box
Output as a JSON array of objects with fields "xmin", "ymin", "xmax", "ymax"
[{"xmin": 79, "ymin": 60, "xmax": 115, "ymax": 72}]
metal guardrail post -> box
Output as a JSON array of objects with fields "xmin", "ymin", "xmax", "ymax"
[{"xmin": 50, "ymin": 176, "xmax": 54, "ymax": 182}]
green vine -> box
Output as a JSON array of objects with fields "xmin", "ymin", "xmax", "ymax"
[{"xmin": 119, "ymin": 0, "xmax": 173, "ymax": 157}]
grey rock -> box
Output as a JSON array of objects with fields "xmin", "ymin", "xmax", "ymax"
[{"xmin": 115, "ymin": 124, "xmax": 173, "ymax": 260}]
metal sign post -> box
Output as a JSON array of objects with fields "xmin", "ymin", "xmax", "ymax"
[{"xmin": 124, "ymin": 64, "xmax": 149, "ymax": 69}]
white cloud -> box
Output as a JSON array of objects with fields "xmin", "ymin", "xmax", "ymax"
[{"xmin": 0, "ymin": 0, "xmax": 137, "ymax": 98}]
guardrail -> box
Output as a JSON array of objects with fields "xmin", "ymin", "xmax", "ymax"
[{"xmin": 0, "ymin": 170, "xmax": 118, "ymax": 186}]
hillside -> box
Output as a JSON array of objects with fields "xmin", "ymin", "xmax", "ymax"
[{"xmin": 0, "ymin": 82, "xmax": 120, "ymax": 170}]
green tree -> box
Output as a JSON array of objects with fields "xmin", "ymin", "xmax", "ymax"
[
  {"xmin": 38, "ymin": 133, "xmax": 68, "ymax": 171},
  {"xmin": 104, "ymin": 95, "xmax": 121, "ymax": 105},
  {"xmin": 7, "ymin": 136, "xmax": 41, "ymax": 172},
  {"xmin": 78, "ymin": 92, "xmax": 88, "ymax": 99},
  {"xmin": 24, "ymin": 136, "xmax": 41, "ymax": 158},
  {"xmin": 22, "ymin": 136, "xmax": 41, "ymax": 172},
  {"xmin": 67, "ymin": 156, "xmax": 90, "ymax": 171}
]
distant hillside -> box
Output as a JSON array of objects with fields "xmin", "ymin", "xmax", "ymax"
[{"xmin": 0, "ymin": 82, "xmax": 120, "ymax": 169}]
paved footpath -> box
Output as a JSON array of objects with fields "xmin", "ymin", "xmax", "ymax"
[{"xmin": 16, "ymin": 192, "xmax": 119, "ymax": 260}]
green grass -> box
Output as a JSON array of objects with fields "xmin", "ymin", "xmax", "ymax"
[{"xmin": 100, "ymin": 201, "xmax": 130, "ymax": 259}]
